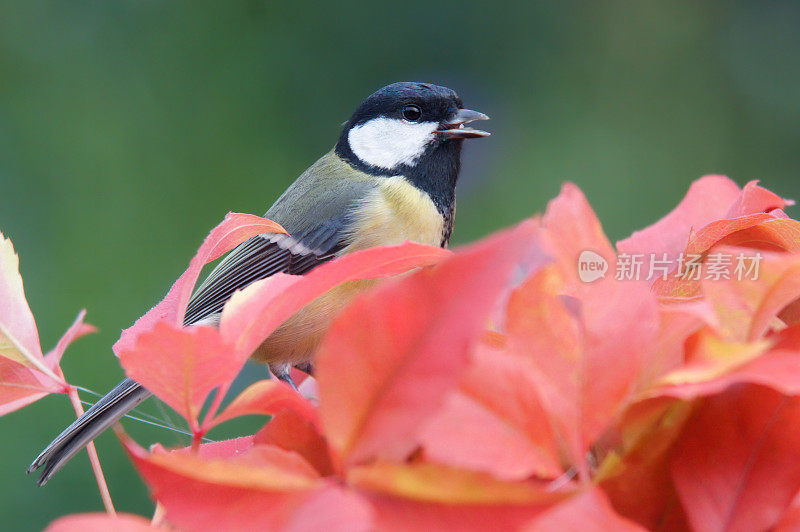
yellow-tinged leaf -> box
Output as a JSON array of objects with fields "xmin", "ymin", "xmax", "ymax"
[
  {"xmin": 347, "ymin": 462, "xmax": 569, "ymax": 506},
  {"xmin": 129, "ymin": 439, "xmax": 321, "ymax": 492},
  {"xmin": 0, "ymin": 232, "xmax": 60, "ymax": 382},
  {"xmin": 655, "ymin": 331, "xmax": 770, "ymax": 387}
]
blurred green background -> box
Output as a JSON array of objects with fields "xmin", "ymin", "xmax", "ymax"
[{"xmin": 1, "ymin": 1, "xmax": 798, "ymax": 529}]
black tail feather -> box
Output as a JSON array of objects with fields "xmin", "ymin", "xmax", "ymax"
[{"xmin": 28, "ymin": 378, "xmax": 151, "ymax": 485}]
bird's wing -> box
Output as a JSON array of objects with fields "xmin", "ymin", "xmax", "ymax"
[
  {"xmin": 183, "ymin": 217, "xmax": 347, "ymax": 325},
  {"xmin": 184, "ymin": 153, "xmax": 376, "ymax": 326}
]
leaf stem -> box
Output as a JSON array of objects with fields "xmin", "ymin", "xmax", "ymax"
[
  {"xmin": 200, "ymin": 383, "xmax": 230, "ymax": 432},
  {"xmin": 67, "ymin": 386, "xmax": 116, "ymax": 516},
  {"xmin": 191, "ymin": 430, "xmax": 205, "ymax": 452}
]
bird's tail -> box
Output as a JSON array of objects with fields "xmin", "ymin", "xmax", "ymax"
[{"xmin": 28, "ymin": 378, "xmax": 151, "ymax": 486}]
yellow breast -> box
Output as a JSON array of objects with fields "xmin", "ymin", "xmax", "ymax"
[{"xmin": 343, "ymin": 176, "xmax": 445, "ymax": 252}]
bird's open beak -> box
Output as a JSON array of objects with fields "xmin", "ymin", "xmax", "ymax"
[{"xmin": 436, "ymin": 108, "xmax": 490, "ymax": 138}]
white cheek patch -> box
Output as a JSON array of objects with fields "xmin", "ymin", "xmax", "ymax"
[{"xmin": 348, "ymin": 117, "xmax": 438, "ymax": 170}]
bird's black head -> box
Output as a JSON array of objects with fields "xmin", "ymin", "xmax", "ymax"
[{"xmin": 335, "ymin": 82, "xmax": 489, "ymax": 214}]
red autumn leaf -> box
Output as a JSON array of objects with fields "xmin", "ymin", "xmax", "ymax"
[
  {"xmin": 210, "ymin": 379, "xmax": 319, "ymax": 429},
  {"xmin": 776, "ymin": 490, "xmax": 800, "ymax": 531},
  {"xmin": 118, "ymin": 322, "xmax": 238, "ymax": 426},
  {"xmin": 255, "ymin": 408, "xmax": 334, "ymax": 476},
  {"xmin": 0, "ymin": 231, "xmax": 95, "ymax": 414},
  {"xmin": 671, "ymin": 385, "xmax": 800, "ymax": 532},
  {"xmin": 26, "ymin": 177, "xmax": 800, "ymax": 530},
  {"xmin": 317, "ymin": 220, "xmax": 544, "ymax": 466},
  {"xmin": 419, "ymin": 344, "xmax": 561, "ymax": 480},
  {"xmin": 348, "ymin": 461, "xmax": 565, "ymax": 532},
  {"xmin": 218, "ymin": 241, "xmax": 451, "ymax": 361},
  {"xmin": 114, "ymin": 212, "xmax": 286, "ymax": 355},
  {"xmin": 124, "ymin": 434, "xmax": 337, "ymax": 531},
  {"xmin": 523, "ymin": 487, "xmax": 646, "ymax": 531},
  {"xmin": 45, "ymin": 513, "xmax": 158, "ymax": 532}
]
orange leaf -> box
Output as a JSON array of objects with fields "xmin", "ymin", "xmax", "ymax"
[{"xmin": 317, "ymin": 220, "xmax": 544, "ymax": 466}]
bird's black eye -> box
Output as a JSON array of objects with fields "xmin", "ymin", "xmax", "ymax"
[{"xmin": 402, "ymin": 105, "xmax": 422, "ymax": 122}]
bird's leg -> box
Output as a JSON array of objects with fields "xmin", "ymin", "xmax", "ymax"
[
  {"xmin": 294, "ymin": 362, "xmax": 314, "ymax": 376},
  {"xmin": 269, "ymin": 363, "xmax": 298, "ymax": 391}
]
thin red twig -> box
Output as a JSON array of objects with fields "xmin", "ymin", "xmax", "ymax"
[{"xmin": 67, "ymin": 386, "xmax": 116, "ymax": 516}]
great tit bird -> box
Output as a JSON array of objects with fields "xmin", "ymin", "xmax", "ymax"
[{"xmin": 28, "ymin": 82, "xmax": 489, "ymax": 485}]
